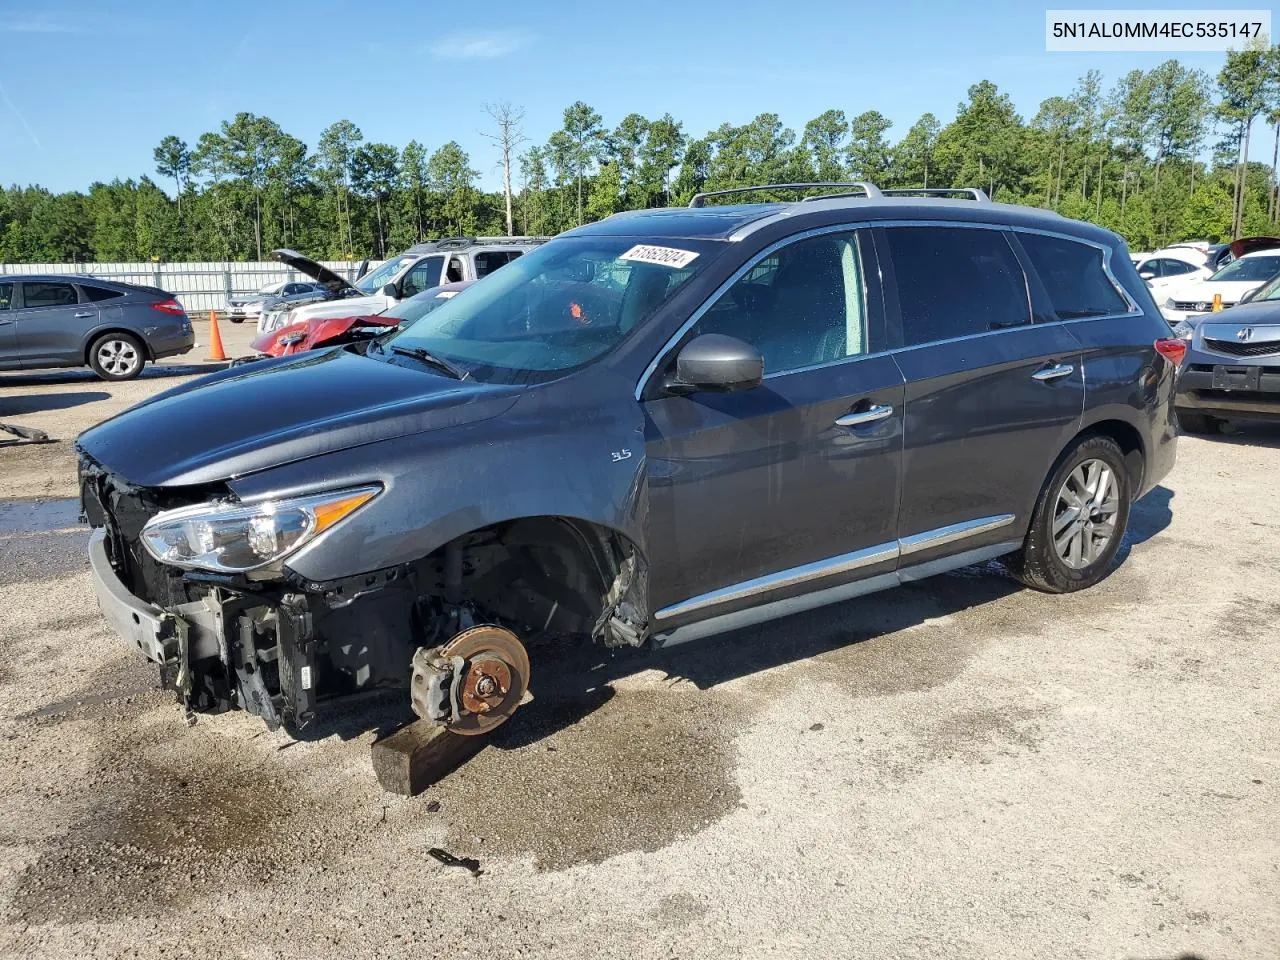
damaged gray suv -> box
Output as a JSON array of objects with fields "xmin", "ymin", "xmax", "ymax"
[{"xmin": 78, "ymin": 183, "xmax": 1180, "ymax": 739}]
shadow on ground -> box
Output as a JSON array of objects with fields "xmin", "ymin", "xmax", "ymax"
[
  {"xmin": 0, "ymin": 391, "xmax": 110, "ymax": 415},
  {"xmin": 0, "ymin": 363, "xmax": 225, "ymax": 388}
]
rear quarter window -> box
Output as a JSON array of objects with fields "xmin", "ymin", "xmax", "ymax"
[
  {"xmin": 80, "ymin": 284, "xmax": 125, "ymax": 302},
  {"xmin": 1018, "ymin": 233, "xmax": 1130, "ymax": 320}
]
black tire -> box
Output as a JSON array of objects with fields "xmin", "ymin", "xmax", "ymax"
[
  {"xmin": 1009, "ymin": 435, "xmax": 1132, "ymax": 594},
  {"xmin": 1176, "ymin": 410, "xmax": 1221, "ymax": 434},
  {"xmin": 88, "ymin": 332, "xmax": 146, "ymax": 381}
]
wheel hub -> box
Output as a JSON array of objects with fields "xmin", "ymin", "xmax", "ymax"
[{"xmin": 410, "ymin": 625, "xmax": 530, "ymax": 736}]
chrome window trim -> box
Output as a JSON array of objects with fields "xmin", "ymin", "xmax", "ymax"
[
  {"xmin": 636, "ymin": 219, "xmax": 1143, "ymax": 400},
  {"xmin": 654, "ymin": 513, "xmax": 1018, "ymax": 623}
]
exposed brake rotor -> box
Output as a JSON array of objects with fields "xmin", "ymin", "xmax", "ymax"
[{"xmin": 411, "ymin": 625, "xmax": 530, "ymax": 736}]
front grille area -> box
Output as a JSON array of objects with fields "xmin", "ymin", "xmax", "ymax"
[
  {"xmin": 1173, "ymin": 300, "xmax": 1232, "ymax": 312},
  {"xmin": 1203, "ymin": 338, "xmax": 1280, "ymax": 358}
]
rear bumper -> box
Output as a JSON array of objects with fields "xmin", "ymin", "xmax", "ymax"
[{"xmin": 150, "ymin": 329, "xmax": 196, "ymax": 359}]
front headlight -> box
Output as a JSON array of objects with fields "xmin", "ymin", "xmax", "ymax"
[
  {"xmin": 1171, "ymin": 320, "xmax": 1195, "ymax": 340},
  {"xmin": 1164, "ymin": 297, "xmax": 1177, "ymax": 309},
  {"xmin": 141, "ymin": 485, "xmax": 380, "ymax": 573}
]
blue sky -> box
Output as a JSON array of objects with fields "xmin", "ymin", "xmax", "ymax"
[{"xmin": 0, "ymin": 0, "xmax": 1247, "ymax": 194}]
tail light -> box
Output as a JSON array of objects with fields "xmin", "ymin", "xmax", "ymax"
[
  {"xmin": 150, "ymin": 298, "xmax": 185, "ymax": 316},
  {"xmin": 1154, "ymin": 338, "xmax": 1187, "ymax": 366}
]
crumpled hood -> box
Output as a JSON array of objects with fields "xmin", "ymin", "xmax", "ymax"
[{"xmin": 76, "ymin": 349, "xmax": 521, "ymax": 487}]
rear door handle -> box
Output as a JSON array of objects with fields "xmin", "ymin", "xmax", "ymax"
[
  {"xmin": 74, "ymin": 311, "xmax": 95, "ymax": 318},
  {"xmin": 0, "ymin": 319, "xmax": 13, "ymax": 326},
  {"xmin": 1032, "ymin": 363, "xmax": 1075, "ymax": 382},
  {"xmin": 835, "ymin": 403, "xmax": 895, "ymax": 427}
]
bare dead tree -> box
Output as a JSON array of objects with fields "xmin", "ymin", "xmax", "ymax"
[{"xmin": 482, "ymin": 102, "xmax": 528, "ymax": 236}]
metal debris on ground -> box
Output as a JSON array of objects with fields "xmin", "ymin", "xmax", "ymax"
[
  {"xmin": 427, "ymin": 848, "xmax": 483, "ymax": 876},
  {"xmin": 0, "ymin": 423, "xmax": 55, "ymax": 448}
]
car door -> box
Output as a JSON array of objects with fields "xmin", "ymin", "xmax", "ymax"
[
  {"xmin": 399, "ymin": 256, "xmax": 446, "ymax": 300},
  {"xmin": 642, "ymin": 227, "xmax": 905, "ymax": 625},
  {"xmin": 878, "ymin": 225, "xmax": 1085, "ymax": 564},
  {"xmin": 0, "ymin": 281, "xmax": 18, "ymax": 368},
  {"xmin": 12, "ymin": 280, "xmax": 96, "ymax": 368}
]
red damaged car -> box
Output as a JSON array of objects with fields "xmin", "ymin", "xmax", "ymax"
[{"xmin": 250, "ymin": 281, "xmax": 475, "ymax": 358}]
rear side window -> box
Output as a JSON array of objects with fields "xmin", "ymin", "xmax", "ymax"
[
  {"xmin": 0, "ymin": 283, "xmax": 10, "ymax": 310},
  {"xmin": 22, "ymin": 282, "xmax": 79, "ymax": 308},
  {"xmin": 81, "ymin": 284, "xmax": 124, "ymax": 302},
  {"xmin": 474, "ymin": 251, "xmax": 519, "ymax": 278},
  {"xmin": 1018, "ymin": 233, "xmax": 1130, "ymax": 320},
  {"xmin": 884, "ymin": 227, "xmax": 1031, "ymax": 346}
]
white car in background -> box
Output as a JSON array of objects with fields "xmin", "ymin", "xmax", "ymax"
[
  {"xmin": 1161, "ymin": 249, "xmax": 1280, "ymax": 323},
  {"xmin": 259, "ymin": 238, "xmax": 545, "ymax": 333},
  {"xmin": 1135, "ymin": 249, "xmax": 1212, "ymax": 300},
  {"xmin": 226, "ymin": 281, "xmax": 328, "ymax": 324}
]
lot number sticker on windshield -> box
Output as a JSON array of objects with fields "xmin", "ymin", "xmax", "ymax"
[{"xmin": 619, "ymin": 244, "xmax": 700, "ymax": 269}]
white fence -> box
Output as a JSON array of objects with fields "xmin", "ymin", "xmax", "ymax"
[{"xmin": 0, "ymin": 260, "xmax": 382, "ymax": 315}]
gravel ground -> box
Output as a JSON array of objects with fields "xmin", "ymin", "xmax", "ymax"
[{"xmin": 0, "ymin": 341, "xmax": 1277, "ymax": 959}]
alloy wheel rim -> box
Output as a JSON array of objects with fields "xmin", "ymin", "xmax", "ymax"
[
  {"xmin": 1052, "ymin": 458, "xmax": 1119, "ymax": 570},
  {"xmin": 98, "ymin": 340, "xmax": 139, "ymax": 376}
]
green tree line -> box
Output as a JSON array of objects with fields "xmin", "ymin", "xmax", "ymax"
[{"xmin": 5, "ymin": 43, "xmax": 1280, "ymax": 263}]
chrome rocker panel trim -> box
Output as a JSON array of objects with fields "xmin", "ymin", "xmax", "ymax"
[{"xmin": 651, "ymin": 514, "xmax": 1020, "ymax": 648}]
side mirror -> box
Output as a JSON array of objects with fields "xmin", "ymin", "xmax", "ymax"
[
  {"xmin": 381, "ymin": 283, "xmax": 398, "ymax": 298},
  {"xmin": 1240, "ymin": 286, "xmax": 1259, "ymax": 304},
  {"xmin": 671, "ymin": 334, "xmax": 763, "ymax": 393},
  {"xmin": 1138, "ymin": 269, "xmax": 1155, "ymax": 280}
]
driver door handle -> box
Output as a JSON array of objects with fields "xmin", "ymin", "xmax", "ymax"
[
  {"xmin": 74, "ymin": 311, "xmax": 95, "ymax": 318},
  {"xmin": 835, "ymin": 403, "xmax": 895, "ymax": 427},
  {"xmin": 1032, "ymin": 362, "xmax": 1075, "ymax": 382}
]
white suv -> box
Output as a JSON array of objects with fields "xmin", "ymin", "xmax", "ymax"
[{"xmin": 260, "ymin": 238, "xmax": 546, "ymax": 333}]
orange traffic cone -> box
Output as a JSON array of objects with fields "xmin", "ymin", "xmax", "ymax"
[{"xmin": 207, "ymin": 310, "xmax": 227, "ymax": 361}]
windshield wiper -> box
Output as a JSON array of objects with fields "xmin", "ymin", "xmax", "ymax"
[{"xmin": 389, "ymin": 345, "xmax": 467, "ymax": 380}]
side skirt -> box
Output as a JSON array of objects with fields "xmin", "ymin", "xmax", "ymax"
[{"xmin": 650, "ymin": 540, "xmax": 1021, "ymax": 649}]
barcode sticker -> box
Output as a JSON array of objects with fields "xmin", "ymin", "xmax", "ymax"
[{"xmin": 619, "ymin": 244, "xmax": 700, "ymax": 269}]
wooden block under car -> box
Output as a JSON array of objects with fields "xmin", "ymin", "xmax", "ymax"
[{"xmin": 370, "ymin": 719, "xmax": 487, "ymax": 796}]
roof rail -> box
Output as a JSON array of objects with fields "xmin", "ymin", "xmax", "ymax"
[
  {"xmin": 688, "ymin": 182, "xmax": 883, "ymax": 208},
  {"xmin": 879, "ymin": 187, "xmax": 991, "ymax": 202},
  {"xmin": 405, "ymin": 235, "xmax": 550, "ymax": 255}
]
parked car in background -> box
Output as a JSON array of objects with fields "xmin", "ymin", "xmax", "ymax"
[
  {"xmin": 77, "ymin": 181, "xmax": 1178, "ymax": 739},
  {"xmin": 248, "ymin": 281, "xmax": 475, "ymax": 358},
  {"xmin": 1171, "ymin": 268, "xmax": 1280, "ymax": 432},
  {"xmin": 1160, "ymin": 248, "xmax": 1280, "ymax": 323},
  {"xmin": 1135, "ymin": 250, "xmax": 1211, "ymax": 299},
  {"xmin": 257, "ymin": 237, "xmax": 545, "ymax": 333},
  {"xmin": 0, "ymin": 275, "xmax": 193, "ymax": 380},
  {"xmin": 226, "ymin": 281, "xmax": 328, "ymax": 324}
]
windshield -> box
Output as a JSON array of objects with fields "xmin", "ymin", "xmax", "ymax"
[
  {"xmin": 379, "ymin": 236, "xmax": 721, "ymax": 383},
  {"xmin": 380, "ymin": 286, "xmax": 470, "ymax": 324},
  {"xmin": 256, "ymin": 282, "xmax": 284, "ymax": 296},
  {"xmin": 1248, "ymin": 272, "xmax": 1280, "ymax": 302},
  {"xmin": 1210, "ymin": 255, "xmax": 1280, "ymax": 283},
  {"xmin": 355, "ymin": 256, "xmax": 415, "ymax": 294}
]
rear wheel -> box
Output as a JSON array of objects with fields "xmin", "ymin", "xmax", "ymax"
[
  {"xmin": 1176, "ymin": 410, "xmax": 1222, "ymax": 434},
  {"xmin": 88, "ymin": 332, "xmax": 146, "ymax": 381},
  {"xmin": 1010, "ymin": 435, "xmax": 1131, "ymax": 594}
]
